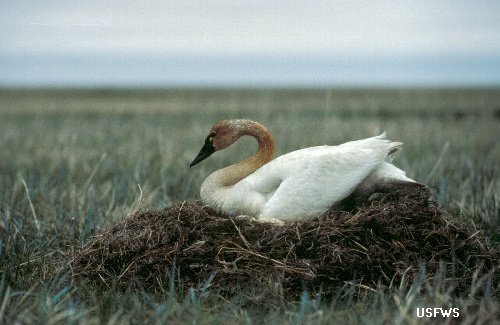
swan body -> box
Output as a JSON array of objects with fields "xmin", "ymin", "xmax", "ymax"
[{"xmin": 190, "ymin": 119, "xmax": 418, "ymax": 222}]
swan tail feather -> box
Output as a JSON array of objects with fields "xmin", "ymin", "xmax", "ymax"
[{"xmin": 388, "ymin": 141, "xmax": 403, "ymax": 156}]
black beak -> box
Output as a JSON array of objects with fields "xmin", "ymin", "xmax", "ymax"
[{"xmin": 190, "ymin": 136, "xmax": 216, "ymax": 167}]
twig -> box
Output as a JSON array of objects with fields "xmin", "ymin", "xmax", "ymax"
[
  {"xmin": 177, "ymin": 201, "xmax": 186, "ymax": 221},
  {"xmin": 230, "ymin": 219, "xmax": 251, "ymax": 249}
]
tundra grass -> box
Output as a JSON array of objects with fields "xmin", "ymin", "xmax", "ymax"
[{"xmin": 0, "ymin": 88, "xmax": 499, "ymax": 324}]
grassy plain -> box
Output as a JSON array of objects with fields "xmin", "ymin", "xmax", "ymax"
[{"xmin": 0, "ymin": 87, "xmax": 499, "ymax": 324}]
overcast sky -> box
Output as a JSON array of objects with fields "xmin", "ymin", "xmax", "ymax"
[{"xmin": 1, "ymin": 0, "xmax": 499, "ymax": 86}]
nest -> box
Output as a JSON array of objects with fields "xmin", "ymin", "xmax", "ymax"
[{"xmin": 66, "ymin": 187, "xmax": 500, "ymax": 302}]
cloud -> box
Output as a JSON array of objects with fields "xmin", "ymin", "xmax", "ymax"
[{"xmin": 1, "ymin": 0, "xmax": 499, "ymax": 57}]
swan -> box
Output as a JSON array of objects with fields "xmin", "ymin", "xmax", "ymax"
[{"xmin": 190, "ymin": 119, "xmax": 420, "ymax": 223}]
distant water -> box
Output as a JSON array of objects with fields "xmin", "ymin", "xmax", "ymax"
[{"xmin": 1, "ymin": 53, "xmax": 499, "ymax": 87}]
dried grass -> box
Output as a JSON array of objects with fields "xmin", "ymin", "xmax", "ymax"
[{"xmin": 66, "ymin": 187, "xmax": 499, "ymax": 302}]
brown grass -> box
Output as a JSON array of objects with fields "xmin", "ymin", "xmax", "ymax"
[{"xmin": 66, "ymin": 186, "xmax": 499, "ymax": 305}]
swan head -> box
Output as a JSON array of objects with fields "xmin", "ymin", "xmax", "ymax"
[{"xmin": 190, "ymin": 120, "xmax": 244, "ymax": 167}]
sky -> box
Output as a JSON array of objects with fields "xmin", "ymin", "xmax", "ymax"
[{"xmin": 1, "ymin": 0, "xmax": 500, "ymax": 87}]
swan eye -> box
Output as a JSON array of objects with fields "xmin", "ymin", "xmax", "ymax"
[{"xmin": 209, "ymin": 132, "xmax": 216, "ymax": 142}]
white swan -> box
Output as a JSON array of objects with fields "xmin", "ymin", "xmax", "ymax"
[{"xmin": 190, "ymin": 119, "xmax": 420, "ymax": 223}]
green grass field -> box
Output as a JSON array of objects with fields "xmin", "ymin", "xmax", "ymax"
[{"xmin": 0, "ymin": 88, "xmax": 499, "ymax": 324}]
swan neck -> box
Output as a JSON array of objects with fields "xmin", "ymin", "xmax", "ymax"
[{"xmin": 205, "ymin": 120, "xmax": 275, "ymax": 189}]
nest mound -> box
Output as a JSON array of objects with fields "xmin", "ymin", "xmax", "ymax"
[{"xmin": 67, "ymin": 187, "xmax": 499, "ymax": 301}]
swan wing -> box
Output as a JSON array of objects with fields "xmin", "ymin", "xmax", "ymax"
[{"xmin": 239, "ymin": 136, "xmax": 394, "ymax": 220}]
